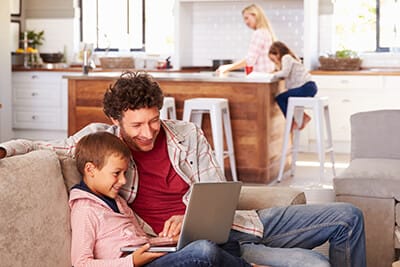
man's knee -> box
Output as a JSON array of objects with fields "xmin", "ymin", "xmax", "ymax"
[
  {"xmin": 186, "ymin": 240, "xmax": 219, "ymax": 261},
  {"xmin": 336, "ymin": 202, "xmax": 364, "ymax": 226}
]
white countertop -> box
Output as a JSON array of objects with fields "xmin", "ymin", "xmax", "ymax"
[{"xmin": 63, "ymin": 71, "xmax": 276, "ymax": 84}]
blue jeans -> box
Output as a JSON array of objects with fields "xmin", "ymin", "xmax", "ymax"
[
  {"xmin": 145, "ymin": 240, "xmax": 251, "ymax": 267},
  {"xmin": 275, "ymin": 81, "xmax": 318, "ymax": 116},
  {"xmin": 229, "ymin": 203, "xmax": 366, "ymax": 267}
]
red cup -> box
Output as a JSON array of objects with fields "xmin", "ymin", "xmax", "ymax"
[{"xmin": 245, "ymin": 65, "xmax": 253, "ymax": 75}]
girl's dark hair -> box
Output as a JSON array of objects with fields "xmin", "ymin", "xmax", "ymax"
[
  {"xmin": 75, "ymin": 131, "xmax": 131, "ymax": 176},
  {"xmin": 269, "ymin": 41, "xmax": 300, "ymax": 61},
  {"xmin": 103, "ymin": 71, "xmax": 164, "ymax": 121}
]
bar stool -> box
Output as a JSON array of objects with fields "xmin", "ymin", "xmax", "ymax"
[
  {"xmin": 277, "ymin": 96, "xmax": 336, "ymax": 183},
  {"xmin": 160, "ymin": 97, "xmax": 177, "ymax": 120},
  {"xmin": 182, "ymin": 98, "xmax": 238, "ymax": 181}
]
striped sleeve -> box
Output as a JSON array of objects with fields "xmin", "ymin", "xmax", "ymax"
[{"xmin": 70, "ymin": 204, "xmax": 134, "ymax": 267}]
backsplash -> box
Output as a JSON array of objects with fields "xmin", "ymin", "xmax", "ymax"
[{"xmin": 187, "ymin": 0, "xmax": 304, "ymax": 67}]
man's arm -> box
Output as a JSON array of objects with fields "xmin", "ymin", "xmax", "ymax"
[
  {"xmin": 195, "ymin": 126, "xmax": 226, "ymax": 182},
  {"xmin": 0, "ymin": 123, "xmax": 115, "ymax": 159}
]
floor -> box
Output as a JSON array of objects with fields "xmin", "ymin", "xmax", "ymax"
[{"xmin": 268, "ymin": 152, "xmax": 351, "ymax": 204}]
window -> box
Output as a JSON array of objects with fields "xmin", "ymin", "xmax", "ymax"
[
  {"xmin": 81, "ymin": 0, "xmax": 175, "ymax": 54},
  {"xmin": 333, "ymin": 0, "xmax": 400, "ymax": 52}
]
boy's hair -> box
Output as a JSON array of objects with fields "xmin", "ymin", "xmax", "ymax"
[
  {"xmin": 75, "ymin": 132, "xmax": 131, "ymax": 176},
  {"xmin": 103, "ymin": 71, "xmax": 164, "ymax": 121}
]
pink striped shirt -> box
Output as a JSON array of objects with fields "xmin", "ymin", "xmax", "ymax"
[
  {"xmin": 69, "ymin": 189, "xmax": 147, "ymax": 267},
  {"xmin": 246, "ymin": 29, "xmax": 275, "ymax": 73}
]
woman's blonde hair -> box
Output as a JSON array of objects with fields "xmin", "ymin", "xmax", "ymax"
[{"xmin": 242, "ymin": 3, "xmax": 277, "ymax": 41}]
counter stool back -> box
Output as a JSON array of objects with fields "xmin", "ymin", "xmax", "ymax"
[
  {"xmin": 160, "ymin": 96, "xmax": 177, "ymax": 120},
  {"xmin": 182, "ymin": 98, "xmax": 238, "ymax": 181}
]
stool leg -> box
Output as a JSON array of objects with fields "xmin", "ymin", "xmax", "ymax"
[
  {"xmin": 277, "ymin": 101, "xmax": 295, "ymax": 182},
  {"xmin": 324, "ymin": 104, "xmax": 336, "ymax": 177},
  {"xmin": 160, "ymin": 107, "xmax": 168, "ymax": 120},
  {"xmin": 222, "ymin": 107, "xmax": 238, "ymax": 181},
  {"xmin": 291, "ymin": 106, "xmax": 303, "ymax": 177},
  {"xmin": 314, "ymin": 102, "xmax": 325, "ymax": 182},
  {"xmin": 210, "ymin": 106, "xmax": 225, "ymax": 176}
]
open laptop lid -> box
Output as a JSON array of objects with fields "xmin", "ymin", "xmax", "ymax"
[
  {"xmin": 121, "ymin": 181, "xmax": 242, "ymax": 253},
  {"xmin": 176, "ymin": 181, "xmax": 242, "ymax": 250}
]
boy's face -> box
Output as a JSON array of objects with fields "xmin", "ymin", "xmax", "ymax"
[
  {"xmin": 112, "ymin": 106, "xmax": 161, "ymax": 152},
  {"xmin": 86, "ymin": 154, "xmax": 128, "ymax": 199}
]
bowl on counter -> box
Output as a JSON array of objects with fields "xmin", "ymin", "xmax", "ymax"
[
  {"xmin": 40, "ymin": 53, "xmax": 64, "ymax": 63},
  {"xmin": 212, "ymin": 59, "xmax": 233, "ymax": 71}
]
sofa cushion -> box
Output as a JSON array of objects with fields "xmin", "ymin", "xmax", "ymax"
[
  {"xmin": 334, "ymin": 158, "xmax": 400, "ymax": 199},
  {"xmin": 59, "ymin": 156, "xmax": 81, "ymax": 191},
  {"xmin": 0, "ymin": 150, "xmax": 71, "ymax": 267}
]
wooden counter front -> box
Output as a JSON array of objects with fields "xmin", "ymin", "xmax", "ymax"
[{"xmin": 67, "ymin": 74, "xmax": 288, "ymax": 184}]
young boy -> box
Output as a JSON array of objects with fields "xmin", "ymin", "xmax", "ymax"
[{"xmin": 70, "ymin": 131, "xmax": 262, "ymax": 267}]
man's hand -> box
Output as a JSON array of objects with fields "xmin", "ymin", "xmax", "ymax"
[
  {"xmin": 159, "ymin": 215, "xmax": 184, "ymax": 238},
  {"xmin": 0, "ymin": 148, "xmax": 6, "ymax": 159},
  {"xmin": 132, "ymin": 243, "xmax": 165, "ymax": 267}
]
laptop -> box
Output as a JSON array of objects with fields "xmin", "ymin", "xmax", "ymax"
[{"xmin": 121, "ymin": 181, "xmax": 242, "ymax": 253}]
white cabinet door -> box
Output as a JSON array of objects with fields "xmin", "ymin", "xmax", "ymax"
[
  {"xmin": 382, "ymin": 76, "xmax": 400, "ymax": 109},
  {"xmin": 12, "ymin": 72, "xmax": 70, "ymax": 135},
  {"xmin": 306, "ymin": 75, "xmax": 384, "ymax": 152}
]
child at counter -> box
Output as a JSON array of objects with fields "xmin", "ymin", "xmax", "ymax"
[{"xmin": 269, "ymin": 41, "xmax": 317, "ymax": 130}]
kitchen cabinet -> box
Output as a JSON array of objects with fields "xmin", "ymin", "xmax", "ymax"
[
  {"xmin": 303, "ymin": 74, "xmax": 400, "ymax": 153},
  {"xmin": 12, "ymin": 71, "xmax": 71, "ymax": 140}
]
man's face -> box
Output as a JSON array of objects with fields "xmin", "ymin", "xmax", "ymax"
[{"xmin": 112, "ymin": 107, "xmax": 161, "ymax": 152}]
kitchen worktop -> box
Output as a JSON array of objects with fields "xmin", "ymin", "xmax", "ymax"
[
  {"xmin": 311, "ymin": 68, "xmax": 400, "ymax": 75},
  {"xmin": 63, "ymin": 71, "xmax": 275, "ymax": 83}
]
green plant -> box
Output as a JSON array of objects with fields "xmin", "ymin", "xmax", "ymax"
[
  {"xmin": 335, "ymin": 49, "xmax": 358, "ymax": 59},
  {"xmin": 20, "ymin": 30, "xmax": 45, "ymax": 48}
]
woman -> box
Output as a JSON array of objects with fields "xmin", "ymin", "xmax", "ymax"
[{"xmin": 216, "ymin": 4, "xmax": 276, "ymax": 75}]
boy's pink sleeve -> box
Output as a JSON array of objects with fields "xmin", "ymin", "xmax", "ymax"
[{"xmin": 70, "ymin": 205, "xmax": 134, "ymax": 267}]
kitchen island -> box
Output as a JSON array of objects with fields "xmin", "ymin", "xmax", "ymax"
[{"xmin": 64, "ymin": 71, "xmax": 287, "ymax": 184}]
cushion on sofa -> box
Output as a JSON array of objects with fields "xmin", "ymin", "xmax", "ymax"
[
  {"xmin": 0, "ymin": 150, "xmax": 71, "ymax": 267},
  {"xmin": 334, "ymin": 158, "xmax": 400, "ymax": 199},
  {"xmin": 59, "ymin": 156, "xmax": 81, "ymax": 191}
]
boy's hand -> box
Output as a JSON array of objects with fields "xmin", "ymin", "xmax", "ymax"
[
  {"xmin": 159, "ymin": 215, "xmax": 184, "ymax": 238},
  {"xmin": 132, "ymin": 244, "xmax": 165, "ymax": 266}
]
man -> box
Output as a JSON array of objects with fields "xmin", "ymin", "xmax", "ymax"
[{"xmin": 0, "ymin": 71, "xmax": 366, "ymax": 267}]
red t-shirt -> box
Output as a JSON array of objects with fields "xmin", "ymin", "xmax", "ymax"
[{"xmin": 130, "ymin": 128, "xmax": 189, "ymax": 234}]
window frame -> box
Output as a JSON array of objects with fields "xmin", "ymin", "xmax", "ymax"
[{"xmin": 79, "ymin": 0, "xmax": 146, "ymax": 52}]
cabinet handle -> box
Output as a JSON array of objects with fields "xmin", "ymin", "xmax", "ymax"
[
  {"xmin": 31, "ymin": 75, "xmax": 38, "ymax": 79},
  {"xmin": 31, "ymin": 92, "xmax": 39, "ymax": 97},
  {"xmin": 32, "ymin": 115, "xmax": 38, "ymax": 120},
  {"xmin": 340, "ymin": 80, "xmax": 349, "ymax": 84},
  {"xmin": 342, "ymin": 99, "xmax": 351, "ymax": 103}
]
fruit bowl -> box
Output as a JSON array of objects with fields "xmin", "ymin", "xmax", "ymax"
[{"xmin": 40, "ymin": 53, "xmax": 64, "ymax": 63}]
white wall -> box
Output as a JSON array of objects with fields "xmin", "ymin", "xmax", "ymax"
[
  {"xmin": 0, "ymin": 0, "xmax": 13, "ymax": 142},
  {"xmin": 176, "ymin": 0, "xmax": 305, "ymax": 68}
]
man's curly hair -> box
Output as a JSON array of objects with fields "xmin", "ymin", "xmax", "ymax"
[{"xmin": 103, "ymin": 71, "xmax": 164, "ymax": 121}]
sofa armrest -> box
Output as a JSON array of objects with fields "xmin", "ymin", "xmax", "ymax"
[{"xmin": 237, "ymin": 185, "xmax": 306, "ymax": 210}]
